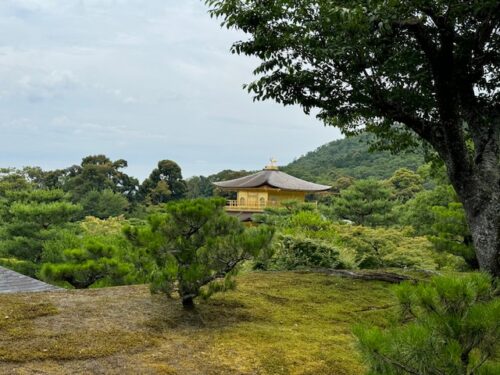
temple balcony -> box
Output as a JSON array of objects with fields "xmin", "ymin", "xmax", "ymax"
[
  {"xmin": 224, "ymin": 199, "xmax": 318, "ymax": 212},
  {"xmin": 224, "ymin": 200, "xmax": 278, "ymax": 212}
]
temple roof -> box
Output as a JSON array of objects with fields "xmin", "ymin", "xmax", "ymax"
[{"xmin": 213, "ymin": 168, "xmax": 331, "ymax": 192}]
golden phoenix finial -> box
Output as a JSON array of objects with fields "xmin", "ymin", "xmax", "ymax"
[{"xmin": 265, "ymin": 157, "xmax": 278, "ymax": 170}]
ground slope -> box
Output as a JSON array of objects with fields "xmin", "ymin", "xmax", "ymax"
[{"xmin": 0, "ymin": 272, "xmax": 398, "ymax": 375}]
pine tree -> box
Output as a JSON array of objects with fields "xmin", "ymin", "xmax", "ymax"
[{"xmin": 126, "ymin": 198, "xmax": 273, "ymax": 308}]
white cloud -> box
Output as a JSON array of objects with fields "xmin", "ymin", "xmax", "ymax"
[
  {"xmin": 17, "ymin": 69, "xmax": 79, "ymax": 101},
  {"xmin": 0, "ymin": 0, "xmax": 341, "ymax": 179},
  {"xmin": 5, "ymin": 0, "xmax": 60, "ymax": 12}
]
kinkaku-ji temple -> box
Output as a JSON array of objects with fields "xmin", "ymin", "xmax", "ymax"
[{"xmin": 213, "ymin": 160, "xmax": 331, "ymax": 220}]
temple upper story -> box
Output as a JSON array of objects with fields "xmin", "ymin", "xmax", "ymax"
[{"xmin": 213, "ymin": 160, "xmax": 331, "ymax": 215}]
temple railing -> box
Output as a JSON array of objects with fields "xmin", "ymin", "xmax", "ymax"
[
  {"xmin": 225, "ymin": 200, "xmax": 276, "ymax": 212},
  {"xmin": 224, "ymin": 200, "xmax": 317, "ymax": 212}
]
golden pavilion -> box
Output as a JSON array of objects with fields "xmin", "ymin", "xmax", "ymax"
[{"xmin": 213, "ymin": 159, "xmax": 331, "ymax": 219}]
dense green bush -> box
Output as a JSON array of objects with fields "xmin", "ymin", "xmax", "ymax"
[
  {"xmin": 397, "ymin": 185, "xmax": 457, "ymax": 235},
  {"xmin": 80, "ymin": 189, "xmax": 129, "ymax": 219},
  {"xmin": 40, "ymin": 216, "xmax": 152, "ymax": 288},
  {"xmin": 0, "ymin": 189, "xmax": 82, "ymax": 263},
  {"xmin": 328, "ymin": 179, "xmax": 395, "ymax": 226},
  {"xmin": 272, "ymin": 234, "xmax": 347, "ymax": 270},
  {"xmin": 40, "ymin": 239, "xmax": 137, "ymax": 289},
  {"xmin": 256, "ymin": 201, "xmax": 464, "ymax": 272},
  {"xmin": 332, "ymin": 224, "xmax": 465, "ymax": 271},
  {"xmin": 355, "ymin": 273, "xmax": 500, "ymax": 375}
]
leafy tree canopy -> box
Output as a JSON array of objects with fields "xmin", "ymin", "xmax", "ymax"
[
  {"xmin": 140, "ymin": 160, "xmax": 187, "ymax": 204},
  {"xmin": 64, "ymin": 155, "xmax": 139, "ymax": 202},
  {"xmin": 206, "ymin": 0, "xmax": 500, "ymax": 275},
  {"xmin": 387, "ymin": 168, "xmax": 424, "ymax": 202},
  {"xmin": 80, "ymin": 189, "xmax": 130, "ymax": 219}
]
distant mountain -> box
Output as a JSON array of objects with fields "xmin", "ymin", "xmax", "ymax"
[{"xmin": 282, "ymin": 133, "xmax": 424, "ymax": 184}]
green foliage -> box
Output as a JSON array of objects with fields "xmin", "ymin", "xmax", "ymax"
[
  {"xmin": 398, "ymin": 185, "xmax": 475, "ymax": 268},
  {"xmin": 80, "ymin": 189, "xmax": 130, "ymax": 219},
  {"xmin": 187, "ymin": 169, "xmax": 252, "ymax": 199},
  {"xmin": 328, "ymin": 179, "xmax": 395, "ymax": 226},
  {"xmin": 64, "ymin": 155, "xmax": 138, "ymax": 202},
  {"xmin": 40, "ymin": 217, "xmax": 152, "ymax": 288},
  {"xmin": 257, "ymin": 205, "xmax": 461, "ymax": 271},
  {"xmin": 186, "ymin": 175, "xmax": 215, "ymax": 198},
  {"xmin": 40, "ymin": 239, "xmax": 136, "ymax": 289},
  {"xmin": 126, "ymin": 198, "xmax": 274, "ymax": 307},
  {"xmin": 398, "ymin": 185, "xmax": 457, "ymax": 235},
  {"xmin": 41, "ymin": 228, "xmax": 82, "ymax": 264},
  {"xmin": 139, "ymin": 160, "xmax": 187, "ymax": 204},
  {"xmin": 355, "ymin": 273, "xmax": 500, "ymax": 375},
  {"xmin": 288, "ymin": 210, "xmax": 330, "ymax": 231},
  {"xmin": 283, "ymin": 134, "xmax": 424, "ymax": 182},
  {"xmin": 207, "ymin": 0, "xmax": 500, "ymax": 275},
  {"xmin": 417, "ymin": 162, "xmax": 450, "ymax": 189},
  {"xmin": 273, "ymin": 234, "xmax": 346, "ymax": 270},
  {"xmin": 0, "ymin": 168, "xmax": 31, "ymax": 195},
  {"xmin": 387, "ymin": 168, "xmax": 424, "ymax": 203},
  {"xmin": 430, "ymin": 203, "xmax": 476, "ymax": 269},
  {"xmin": 79, "ymin": 215, "xmax": 128, "ymax": 236},
  {"xmin": 332, "ymin": 224, "xmax": 463, "ymax": 271},
  {"xmin": 0, "ymin": 188, "xmax": 81, "ymax": 264},
  {"xmin": 206, "ymin": 0, "xmax": 498, "ymax": 156}
]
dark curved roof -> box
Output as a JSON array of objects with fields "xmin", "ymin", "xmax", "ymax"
[{"xmin": 213, "ymin": 169, "xmax": 331, "ymax": 192}]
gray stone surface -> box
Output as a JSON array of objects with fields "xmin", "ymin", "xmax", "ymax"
[{"xmin": 0, "ymin": 266, "xmax": 60, "ymax": 294}]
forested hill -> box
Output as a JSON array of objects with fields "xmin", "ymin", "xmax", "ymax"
[{"xmin": 282, "ymin": 133, "xmax": 424, "ymax": 183}]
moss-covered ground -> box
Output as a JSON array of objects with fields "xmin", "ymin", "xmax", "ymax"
[{"xmin": 0, "ymin": 271, "xmax": 399, "ymax": 374}]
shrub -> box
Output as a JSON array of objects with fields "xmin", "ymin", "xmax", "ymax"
[
  {"xmin": 271, "ymin": 235, "xmax": 348, "ymax": 270},
  {"xmin": 40, "ymin": 239, "xmax": 137, "ymax": 289},
  {"xmin": 355, "ymin": 273, "xmax": 500, "ymax": 375},
  {"xmin": 289, "ymin": 211, "xmax": 330, "ymax": 231},
  {"xmin": 332, "ymin": 224, "xmax": 465, "ymax": 271}
]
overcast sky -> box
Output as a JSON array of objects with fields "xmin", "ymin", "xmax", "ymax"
[{"xmin": 0, "ymin": 0, "xmax": 341, "ymax": 180}]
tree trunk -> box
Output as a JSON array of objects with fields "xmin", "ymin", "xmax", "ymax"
[
  {"xmin": 462, "ymin": 187, "xmax": 500, "ymax": 276},
  {"xmin": 447, "ymin": 146, "xmax": 500, "ymax": 276},
  {"xmin": 182, "ymin": 295, "xmax": 195, "ymax": 309}
]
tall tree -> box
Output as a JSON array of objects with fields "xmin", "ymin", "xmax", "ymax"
[
  {"xmin": 207, "ymin": 1, "xmax": 500, "ymax": 275},
  {"xmin": 139, "ymin": 160, "xmax": 187, "ymax": 204},
  {"xmin": 65, "ymin": 155, "xmax": 139, "ymax": 202}
]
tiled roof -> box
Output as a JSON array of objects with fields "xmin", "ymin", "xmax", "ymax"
[
  {"xmin": 213, "ymin": 169, "xmax": 331, "ymax": 192},
  {"xmin": 0, "ymin": 266, "xmax": 60, "ymax": 294}
]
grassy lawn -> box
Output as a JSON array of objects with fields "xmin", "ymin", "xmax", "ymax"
[{"xmin": 0, "ymin": 271, "xmax": 399, "ymax": 374}]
